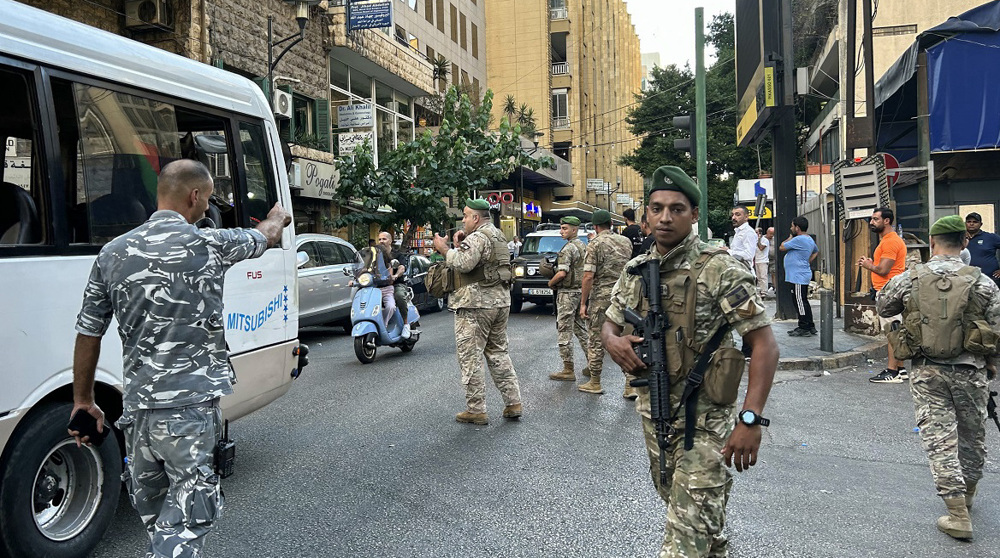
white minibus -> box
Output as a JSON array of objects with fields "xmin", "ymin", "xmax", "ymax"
[{"xmin": 0, "ymin": 2, "xmax": 306, "ymax": 557}]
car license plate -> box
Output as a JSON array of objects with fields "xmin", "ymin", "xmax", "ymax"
[{"xmin": 527, "ymin": 288, "xmax": 553, "ymax": 296}]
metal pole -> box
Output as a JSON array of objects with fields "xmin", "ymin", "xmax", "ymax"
[
  {"xmin": 694, "ymin": 7, "xmax": 708, "ymax": 240},
  {"xmin": 927, "ymin": 159, "xmax": 936, "ymax": 226},
  {"xmin": 820, "ymin": 288, "xmax": 834, "ymax": 352},
  {"xmin": 773, "ymin": 0, "xmax": 798, "ymax": 321},
  {"xmin": 267, "ymin": 16, "xmax": 274, "ymax": 106},
  {"xmin": 519, "ymin": 164, "xmax": 523, "ymax": 237}
]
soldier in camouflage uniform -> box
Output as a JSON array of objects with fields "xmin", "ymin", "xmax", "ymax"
[
  {"xmin": 549, "ymin": 216, "xmax": 590, "ymax": 381},
  {"xmin": 877, "ymin": 215, "xmax": 1000, "ymax": 540},
  {"xmin": 578, "ymin": 209, "xmax": 634, "ymax": 396},
  {"xmin": 602, "ymin": 166, "xmax": 779, "ymax": 558},
  {"xmin": 70, "ymin": 160, "xmax": 291, "ymax": 558},
  {"xmin": 432, "ymin": 199, "xmax": 522, "ymax": 425}
]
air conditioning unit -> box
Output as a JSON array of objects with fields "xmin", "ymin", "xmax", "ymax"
[
  {"xmin": 273, "ymin": 90, "xmax": 293, "ymax": 119},
  {"xmin": 125, "ymin": 0, "xmax": 173, "ymax": 30}
]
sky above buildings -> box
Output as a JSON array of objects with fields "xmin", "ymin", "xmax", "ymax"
[{"xmin": 625, "ymin": 0, "xmax": 735, "ymax": 69}]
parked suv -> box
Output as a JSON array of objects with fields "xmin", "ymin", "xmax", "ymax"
[{"xmin": 510, "ymin": 224, "xmax": 590, "ymax": 313}]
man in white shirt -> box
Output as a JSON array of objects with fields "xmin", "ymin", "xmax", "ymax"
[
  {"xmin": 754, "ymin": 227, "xmax": 770, "ymax": 295},
  {"xmin": 729, "ymin": 205, "xmax": 756, "ymax": 270},
  {"xmin": 507, "ymin": 235, "xmax": 522, "ymax": 257}
]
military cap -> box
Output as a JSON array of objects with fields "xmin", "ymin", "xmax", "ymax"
[
  {"xmin": 465, "ymin": 198, "xmax": 490, "ymax": 210},
  {"xmin": 592, "ymin": 209, "xmax": 612, "ymax": 226},
  {"xmin": 649, "ymin": 165, "xmax": 700, "ymax": 206},
  {"xmin": 560, "ymin": 216, "xmax": 581, "ymax": 226},
  {"xmin": 930, "ymin": 215, "xmax": 966, "ymax": 236}
]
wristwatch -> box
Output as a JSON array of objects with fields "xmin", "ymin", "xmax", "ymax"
[{"xmin": 737, "ymin": 409, "xmax": 770, "ymax": 427}]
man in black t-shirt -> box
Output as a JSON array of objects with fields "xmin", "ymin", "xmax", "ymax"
[
  {"xmin": 622, "ymin": 207, "xmax": 644, "ymax": 258},
  {"xmin": 639, "ymin": 212, "xmax": 655, "ymax": 255}
]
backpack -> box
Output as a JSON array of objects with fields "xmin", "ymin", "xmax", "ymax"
[
  {"xmin": 425, "ymin": 262, "xmax": 455, "ymax": 299},
  {"xmin": 890, "ymin": 264, "xmax": 998, "ymax": 359}
]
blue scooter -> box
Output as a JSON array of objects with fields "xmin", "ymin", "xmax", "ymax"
[{"xmin": 346, "ymin": 263, "xmax": 420, "ymax": 364}]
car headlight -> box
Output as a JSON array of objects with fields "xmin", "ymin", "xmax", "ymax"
[
  {"xmin": 527, "ymin": 267, "xmax": 536, "ymax": 276},
  {"xmin": 514, "ymin": 265, "xmax": 525, "ymax": 278},
  {"xmin": 357, "ymin": 273, "xmax": 373, "ymax": 287}
]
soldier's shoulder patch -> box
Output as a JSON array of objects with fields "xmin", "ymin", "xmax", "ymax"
[
  {"xmin": 723, "ymin": 284, "xmax": 751, "ymax": 309},
  {"xmin": 458, "ymin": 241, "xmax": 472, "ymax": 251}
]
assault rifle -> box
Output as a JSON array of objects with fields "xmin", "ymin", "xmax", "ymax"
[
  {"xmin": 989, "ymin": 391, "xmax": 1000, "ymax": 433},
  {"xmin": 623, "ymin": 259, "xmax": 672, "ymax": 487}
]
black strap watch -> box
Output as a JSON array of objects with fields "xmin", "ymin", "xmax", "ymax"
[{"xmin": 737, "ymin": 409, "xmax": 770, "ymax": 427}]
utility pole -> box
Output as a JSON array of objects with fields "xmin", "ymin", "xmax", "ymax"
[
  {"xmin": 772, "ymin": 0, "xmax": 798, "ymax": 320},
  {"xmin": 694, "ymin": 7, "xmax": 709, "ymax": 239}
]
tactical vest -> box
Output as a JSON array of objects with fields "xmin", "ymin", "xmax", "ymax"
[
  {"xmin": 637, "ymin": 249, "xmax": 745, "ymax": 405},
  {"xmin": 456, "ymin": 226, "xmax": 513, "ymax": 288},
  {"xmin": 561, "ymin": 239, "xmax": 585, "ymax": 289},
  {"xmin": 890, "ymin": 263, "xmax": 999, "ymax": 360}
]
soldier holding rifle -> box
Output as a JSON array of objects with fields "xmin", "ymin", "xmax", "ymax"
[{"xmin": 601, "ymin": 166, "xmax": 779, "ymax": 557}]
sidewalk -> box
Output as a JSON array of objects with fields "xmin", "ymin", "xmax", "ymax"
[{"xmin": 757, "ymin": 297, "xmax": 888, "ymax": 371}]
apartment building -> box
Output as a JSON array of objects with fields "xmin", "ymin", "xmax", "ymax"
[{"xmin": 485, "ymin": 0, "xmax": 644, "ymax": 223}]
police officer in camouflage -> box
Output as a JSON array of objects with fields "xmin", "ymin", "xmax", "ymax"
[
  {"xmin": 602, "ymin": 166, "xmax": 779, "ymax": 557},
  {"xmin": 877, "ymin": 214, "xmax": 1000, "ymax": 541},
  {"xmin": 549, "ymin": 216, "xmax": 590, "ymax": 381},
  {"xmin": 579, "ymin": 209, "xmax": 633, "ymax": 396},
  {"xmin": 70, "ymin": 159, "xmax": 291, "ymax": 558},
  {"xmin": 432, "ymin": 199, "xmax": 522, "ymax": 425}
]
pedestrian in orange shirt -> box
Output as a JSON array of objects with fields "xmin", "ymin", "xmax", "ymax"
[{"xmin": 857, "ymin": 207, "xmax": 909, "ymax": 383}]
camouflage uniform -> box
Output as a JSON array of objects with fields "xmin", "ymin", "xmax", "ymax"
[
  {"xmin": 877, "ymin": 254, "xmax": 1000, "ymax": 499},
  {"xmin": 555, "ymin": 237, "xmax": 589, "ymax": 367},
  {"xmin": 76, "ymin": 210, "xmax": 268, "ymax": 558},
  {"xmin": 447, "ymin": 222, "xmax": 521, "ymax": 413},
  {"xmin": 605, "ymin": 232, "xmax": 769, "ymax": 557},
  {"xmin": 583, "ymin": 229, "xmax": 633, "ymax": 379}
]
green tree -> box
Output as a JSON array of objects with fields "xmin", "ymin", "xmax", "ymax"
[{"xmin": 331, "ymin": 87, "xmax": 547, "ymax": 246}]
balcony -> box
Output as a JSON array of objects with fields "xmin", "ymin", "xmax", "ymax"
[
  {"xmin": 550, "ymin": 7, "xmax": 568, "ymax": 20},
  {"xmin": 552, "ymin": 117, "xmax": 570, "ymax": 130},
  {"xmin": 551, "ymin": 62, "xmax": 569, "ymax": 75}
]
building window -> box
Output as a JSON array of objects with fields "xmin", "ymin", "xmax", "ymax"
[
  {"xmin": 436, "ymin": 0, "xmax": 444, "ymax": 32},
  {"xmin": 331, "ymin": 58, "xmax": 349, "ymax": 91},
  {"xmin": 408, "ymin": 33, "xmax": 419, "ymax": 51},
  {"xmin": 552, "ymin": 88, "xmax": 569, "ymax": 129},
  {"xmin": 461, "ymin": 70, "xmax": 469, "ymax": 86},
  {"xmin": 426, "ymin": 45, "xmax": 435, "ymax": 62},
  {"xmin": 450, "ymin": 3, "xmax": 458, "ymax": 43},
  {"xmin": 425, "ymin": 0, "xmax": 433, "ymax": 23},
  {"xmin": 471, "ymin": 23, "xmax": 478, "ymax": 59},
  {"xmin": 873, "ymin": 24, "xmax": 917, "ymax": 37},
  {"xmin": 451, "ymin": 63, "xmax": 459, "ymax": 86},
  {"xmin": 460, "ymin": 13, "xmax": 467, "ymax": 50},
  {"xmin": 472, "ymin": 77, "xmax": 480, "ymax": 98}
]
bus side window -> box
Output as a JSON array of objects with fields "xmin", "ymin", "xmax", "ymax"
[
  {"xmin": 0, "ymin": 66, "xmax": 45, "ymax": 246},
  {"xmin": 176, "ymin": 108, "xmax": 236, "ymax": 229},
  {"xmin": 238, "ymin": 122, "xmax": 278, "ymax": 226}
]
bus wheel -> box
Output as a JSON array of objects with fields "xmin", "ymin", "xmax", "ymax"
[{"xmin": 0, "ymin": 402, "xmax": 121, "ymax": 558}]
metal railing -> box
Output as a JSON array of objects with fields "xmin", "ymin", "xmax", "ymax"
[
  {"xmin": 550, "ymin": 7, "xmax": 568, "ymax": 20},
  {"xmin": 552, "ymin": 117, "xmax": 570, "ymax": 130},
  {"xmin": 551, "ymin": 62, "xmax": 569, "ymax": 75}
]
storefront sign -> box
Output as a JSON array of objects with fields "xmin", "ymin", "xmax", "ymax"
[
  {"xmin": 586, "ymin": 178, "xmax": 604, "ymax": 191},
  {"xmin": 337, "ymin": 103, "xmax": 374, "ymax": 128},
  {"xmin": 338, "ymin": 131, "xmax": 375, "ymax": 156},
  {"xmin": 348, "ymin": 0, "xmax": 393, "ymax": 31},
  {"xmin": 292, "ymin": 159, "xmax": 339, "ymax": 200}
]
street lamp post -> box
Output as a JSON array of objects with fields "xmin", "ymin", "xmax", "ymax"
[
  {"xmin": 518, "ymin": 137, "xmax": 541, "ymax": 236},
  {"xmin": 267, "ymin": 1, "xmax": 322, "ymax": 104},
  {"xmin": 606, "ymin": 177, "xmax": 621, "ymax": 212}
]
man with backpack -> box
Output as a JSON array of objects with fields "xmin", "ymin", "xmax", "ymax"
[{"xmin": 877, "ymin": 215, "xmax": 1000, "ymax": 541}]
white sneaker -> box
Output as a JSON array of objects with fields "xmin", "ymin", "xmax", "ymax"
[{"xmin": 401, "ymin": 324, "xmax": 411, "ymax": 339}]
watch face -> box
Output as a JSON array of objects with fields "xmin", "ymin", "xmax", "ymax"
[{"xmin": 740, "ymin": 410, "xmax": 756, "ymax": 424}]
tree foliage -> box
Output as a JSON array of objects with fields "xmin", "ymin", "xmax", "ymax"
[{"xmin": 331, "ymin": 86, "xmax": 546, "ymax": 244}]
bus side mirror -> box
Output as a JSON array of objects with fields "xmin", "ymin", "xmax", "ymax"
[{"xmin": 296, "ymin": 251, "xmax": 310, "ymax": 268}]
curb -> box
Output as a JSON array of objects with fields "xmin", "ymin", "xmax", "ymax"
[{"xmin": 776, "ymin": 339, "xmax": 888, "ymax": 371}]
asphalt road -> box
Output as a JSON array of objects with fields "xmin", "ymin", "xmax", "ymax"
[{"xmin": 91, "ymin": 303, "xmax": 1000, "ymax": 558}]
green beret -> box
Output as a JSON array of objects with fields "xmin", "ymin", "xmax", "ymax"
[
  {"xmin": 930, "ymin": 215, "xmax": 966, "ymax": 235},
  {"xmin": 466, "ymin": 198, "xmax": 490, "ymax": 210},
  {"xmin": 592, "ymin": 209, "xmax": 612, "ymax": 226},
  {"xmin": 560, "ymin": 216, "xmax": 581, "ymax": 226},
  {"xmin": 649, "ymin": 165, "xmax": 700, "ymax": 206}
]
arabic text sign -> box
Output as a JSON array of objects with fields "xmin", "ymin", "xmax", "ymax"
[
  {"xmin": 338, "ymin": 131, "xmax": 375, "ymax": 156},
  {"xmin": 586, "ymin": 178, "xmax": 605, "ymax": 191},
  {"xmin": 349, "ymin": 0, "xmax": 393, "ymax": 31},
  {"xmin": 337, "ymin": 103, "xmax": 374, "ymax": 128}
]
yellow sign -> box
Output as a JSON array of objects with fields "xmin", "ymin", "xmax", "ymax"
[
  {"xmin": 748, "ymin": 206, "xmax": 773, "ymax": 219},
  {"xmin": 763, "ymin": 66, "xmax": 776, "ymax": 107},
  {"xmin": 736, "ymin": 96, "xmax": 758, "ymax": 146}
]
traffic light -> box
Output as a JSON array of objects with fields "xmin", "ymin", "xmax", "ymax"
[{"xmin": 673, "ymin": 111, "xmax": 697, "ymax": 160}]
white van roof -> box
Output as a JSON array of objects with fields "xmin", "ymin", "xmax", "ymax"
[{"xmin": 0, "ymin": 0, "xmax": 269, "ymax": 118}]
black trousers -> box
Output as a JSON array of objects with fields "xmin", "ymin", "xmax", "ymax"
[{"xmin": 793, "ymin": 283, "xmax": 814, "ymax": 330}]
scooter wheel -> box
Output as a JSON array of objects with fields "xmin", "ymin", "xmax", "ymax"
[{"xmin": 354, "ymin": 333, "xmax": 377, "ymax": 363}]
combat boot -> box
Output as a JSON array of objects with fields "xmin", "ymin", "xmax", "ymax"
[
  {"xmin": 936, "ymin": 496, "xmax": 973, "ymax": 540},
  {"xmin": 548, "ymin": 363, "xmax": 576, "ymax": 381},
  {"xmin": 455, "ymin": 411, "xmax": 488, "ymax": 425},
  {"xmin": 502, "ymin": 403, "xmax": 522, "ymax": 419},
  {"xmin": 578, "ymin": 377, "xmax": 604, "ymax": 394},
  {"xmin": 966, "ymin": 482, "xmax": 978, "ymax": 510}
]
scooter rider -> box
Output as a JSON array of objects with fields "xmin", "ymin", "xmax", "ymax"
[
  {"xmin": 361, "ymin": 237, "xmax": 409, "ymax": 338},
  {"xmin": 379, "ymin": 231, "xmax": 412, "ymax": 339}
]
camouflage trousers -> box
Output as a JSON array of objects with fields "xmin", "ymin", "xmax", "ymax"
[
  {"xmin": 585, "ymin": 298, "xmax": 611, "ymax": 377},
  {"xmin": 117, "ymin": 400, "xmax": 224, "ymax": 558},
  {"xmin": 556, "ymin": 290, "xmax": 588, "ymax": 367},
  {"xmin": 455, "ymin": 307, "xmax": 522, "ymax": 413},
  {"xmin": 908, "ymin": 363, "xmax": 989, "ymax": 498},
  {"xmin": 642, "ymin": 402, "xmax": 735, "ymax": 558}
]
